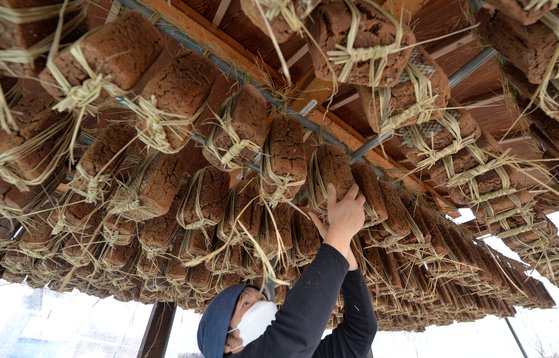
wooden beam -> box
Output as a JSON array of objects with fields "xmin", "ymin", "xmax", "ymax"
[
  {"xmin": 153, "ymin": 0, "xmax": 282, "ymax": 85},
  {"xmin": 137, "ymin": 302, "xmax": 176, "ymax": 358}
]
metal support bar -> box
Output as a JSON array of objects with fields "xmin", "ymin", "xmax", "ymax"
[
  {"xmin": 505, "ymin": 317, "xmax": 529, "ymax": 358},
  {"xmin": 349, "ymin": 130, "xmax": 394, "ymax": 165},
  {"xmin": 449, "ymin": 47, "xmax": 497, "ymax": 88}
]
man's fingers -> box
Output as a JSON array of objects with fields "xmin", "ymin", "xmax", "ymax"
[
  {"xmin": 327, "ymin": 183, "xmax": 337, "ymax": 210},
  {"xmin": 356, "ymin": 194, "xmax": 366, "ymax": 206},
  {"xmin": 309, "ymin": 211, "xmax": 327, "ymax": 239},
  {"xmin": 344, "ymin": 183, "xmax": 360, "ymax": 201}
]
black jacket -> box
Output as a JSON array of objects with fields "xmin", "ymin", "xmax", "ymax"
[{"xmin": 232, "ymin": 244, "xmax": 377, "ymax": 358}]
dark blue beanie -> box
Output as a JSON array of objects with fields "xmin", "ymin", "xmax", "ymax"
[{"xmin": 197, "ymin": 284, "xmax": 248, "ymax": 358}]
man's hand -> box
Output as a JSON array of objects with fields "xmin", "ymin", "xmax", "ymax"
[{"xmin": 309, "ymin": 183, "xmax": 365, "ymax": 268}]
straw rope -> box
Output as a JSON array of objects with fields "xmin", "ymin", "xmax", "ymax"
[
  {"xmin": 130, "ymin": 95, "xmax": 205, "ymax": 153},
  {"xmin": 259, "ymin": 138, "xmax": 306, "ymax": 208},
  {"xmin": 204, "ymin": 96, "xmax": 262, "ymax": 170},
  {"xmin": 0, "ymin": 1, "xmax": 86, "ymax": 75},
  {"xmin": 0, "ymin": 78, "xmax": 21, "ymax": 134},
  {"xmin": 376, "ymin": 48, "xmax": 439, "ymax": 133},
  {"xmin": 0, "ymin": 112, "xmax": 73, "ymax": 191},
  {"xmin": 45, "ymin": 0, "xmax": 126, "ymax": 163},
  {"xmin": 524, "ymin": 0, "xmax": 559, "ymax": 11},
  {"xmin": 327, "ymin": 0, "xmax": 404, "ymax": 86},
  {"xmin": 255, "ymin": 0, "xmax": 315, "ymax": 34},
  {"xmin": 176, "ymin": 168, "xmax": 219, "ymax": 231},
  {"xmin": 0, "ymin": 1, "xmax": 84, "ymax": 24}
]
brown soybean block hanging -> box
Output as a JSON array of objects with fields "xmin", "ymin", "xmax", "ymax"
[
  {"xmin": 0, "ymin": 92, "xmax": 70, "ymax": 185},
  {"xmin": 193, "ymin": 71, "xmax": 238, "ymax": 139},
  {"xmin": 136, "ymin": 249, "xmax": 166, "ymax": 279},
  {"xmin": 418, "ymin": 207, "xmax": 449, "ymax": 257},
  {"xmin": 62, "ymin": 234, "xmax": 102, "ymax": 267},
  {"xmin": 177, "ymin": 227, "xmax": 215, "ymax": 263},
  {"xmin": 428, "ymin": 130, "xmax": 503, "ymax": 187},
  {"xmin": 138, "ymin": 201, "xmax": 179, "ymax": 255},
  {"xmin": 165, "ymin": 237, "xmax": 188, "ymax": 286},
  {"xmin": 398, "ymin": 191, "xmax": 432, "ymax": 244},
  {"xmin": 306, "ymin": 0, "xmax": 415, "ymax": 87},
  {"xmin": 291, "ymin": 209, "xmax": 321, "ymax": 266},
  {"xmin": 218, "ymin": 179, "xmax": 262, "ymax": 243},
  {"xmin": 473, "ymin": 191, "xmax": 536, "ymax": 224},
  {"xmin": 477, "ymin": 6, "xmax": 558, "ymax": 84},
  {"xmin": 376, "ymin": 180, "xmax": 411, "ymax": 239},
  {"xmin": 177, "ymin": 166, "xmax": 230, "ymax": 230},
  {"xmin": 0, "ymin": 0, "xmax": 88, "ymax": 76},
  {"xmin": 399, "ymin": 102, "xmax": 482, "ymax": 167},
  {"xmin": 70, "ymin": 122, "xmax": 136, "ymax": 202},
  {"xmin": 39, "ymin": 11, "xmax": 164, "ymax": 101},
  {"xmin": 485, "ymin": 0, "xmax": 555, "ymax": 25},
  {"xmin": 101, "ymin": 238, "xmax": 138, "ymax": 272},
  {"xmin": 0, "ymin": 218, "xmax": 13, "ymax": 244},
  {"xmin": 260, "ymin": 114, "xmax": 307, "ymax": 206},
  {"xmin": 102, "ymin": 215, "xmax": 137, "ymax": 246},
  {"xmin": 188, "ymin": 263, "xmax": 212, "ymax": 292},
  {"xmin": 449, "ymin": 166, "xmax": 513, "ymax": 205},
  {"xmin": 18, "ymin": 216, "xmax": 54, "ymax": 255},
  {"xmin": 137, "ymin": 50, "xmax": 217, "ymax": 152},
  {"xmin": 258, "ymin": 202, "xmax": 294, "ymax": 258},
  {"xmin": 351, "ymin": 161, "xmax": 388, "ymax": 227},
  {"xmin": 308, "ymin": 143, "xmax": 354, "ymax": 216},
  {"xmin": 50, "ymin": 193, "xmax": 102, "ymax": 235},
  {"xmin": 115, "ymin": 149, "xmax": 191, "ymax": 221},
  {"xmin": 357, "ymin": 46, "xmax": 450, "ymax": 133},
  {"xmin": 203, "ymin": 85, "xmax": 268, "ymax": 171}
]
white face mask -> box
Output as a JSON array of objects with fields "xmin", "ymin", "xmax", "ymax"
[{"xmin": 228, "ymin": 300, "xmax": 278, "ymax": 352}]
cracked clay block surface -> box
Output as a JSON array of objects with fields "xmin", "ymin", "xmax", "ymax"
[
  {"xmin": 310, "ymin": 143, "xmax": 354, "ymax": 210},
  {"xmin": 400, "ymin": 99, "xmax": 482, "ymax": 167},
  {"xmin": 306, "ymin": 0, "xmax": 415, "ymax": 87},
  {"xmin": 60, "ymin": 194, "xmax": 101, "ymax": 231},
  {"xmin": 262, "ymin": 114, "xmax": 307, "ymax": 198},
  {"xmin": 428, "ymin": 130, "xmax": 503, "ymax": 186},
  {"xmin": 478, "ymin": 7, "xmax": 558, "ymax": 84},
  {"xmin": 1, "ymin": 178, "xmax": 44, "ymax": 210},
  {"xmin": 527, "ymin": 107, "xmax": 559, "ymax": 143},
  {"xmin": 138, "ymin": 50, "xmax": 217, "ymax": 151},
  {"xmin": 449, "ymin": 167, "xmax": 512, "ymax": 205},
  {"xmin": 39, "ymin": 11, "xmax": 163, "ymax": 99},
  {"xmin": 486, "ymin": 0, "xmax": 553, "ymax": 25},
  {"xmin": 139, "ymin": 202, "xmax": 178, "ymax": 250},
  {"xmin": 203, "ymin": 84, "xmax": 268, "ymax": 169},
  {"xmin": 351, "ymin": 161, "xmax": 388, "ymax": 223},
  {"xmin": 375, "ymin": 180, "xmax": 411, "ymax": 238},
  {"xmin": 73, "ymin": 123, "xmax": 136, "ymax": 192},
  {"xmin": 259, "ymin": 202, "xmax": 294, "ymax": 253},
  {"xmin": 358, "ymin": 46, "xmax": 450, "ymax": 133},
  {"xmin": 189, "ymin": 263, "xmax": 211, "ymax": 289},
  {"xmin": 0, "ymin": 92, "xmax": 66, "ymax": 181},
  {"xmin": 0, "ymin": 218, "xmax": 13, "ymax": 241},
  {"xmin": 134, "ymin": 148, "xmax": 192, "ymax": 219},
  {"xmin": 292, "ymin": 209, "xmax": 320, "ymax": 257},
  {"xmin": 179, "ymin": 166, "xmax": 230, "ymax": 227},
  {"xmin": 178, "ymin": 227, "xmax": 214, "ymax": 261},
  {"xmin": 219, "ymin": 179, "xmax": 262, "ymax": 240},
  {"xmin": 104, "ymin": 240, "xmax": 137, "ymax": 269}
]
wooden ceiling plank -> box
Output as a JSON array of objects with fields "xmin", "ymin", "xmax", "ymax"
[{"xmin": 162, "ymin": 0, "xmax": 281, "ymax": 84}]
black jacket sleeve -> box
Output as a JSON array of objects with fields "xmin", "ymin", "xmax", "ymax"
[
  {"xmin": 312, "ymin": 269, "xmax": 377, "ymax": 358},
  {"xmin": 232, "ymin": 244, "xmax": 349, "ymax": 358}
]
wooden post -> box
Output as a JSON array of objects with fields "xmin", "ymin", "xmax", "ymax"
[{"xmin": 137, "ymin": 302, "xmax": 177, "ymax": 358}]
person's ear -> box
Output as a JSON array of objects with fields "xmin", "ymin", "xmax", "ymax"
[{"xmin": 224, "ymin": 344, "xmax": 232, "ymax": 355}]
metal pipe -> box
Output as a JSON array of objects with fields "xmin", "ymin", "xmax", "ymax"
[
  {"xmin": 449, "ymin": 47, "xmax": 497, "ymax": 88},
  {"xmin": 505, "ymin": 317, "xmax": 529, "ymax": 358},
  {"xmin": 349, "ymin": 130, "xmax": 393, "ymax": 165}
]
